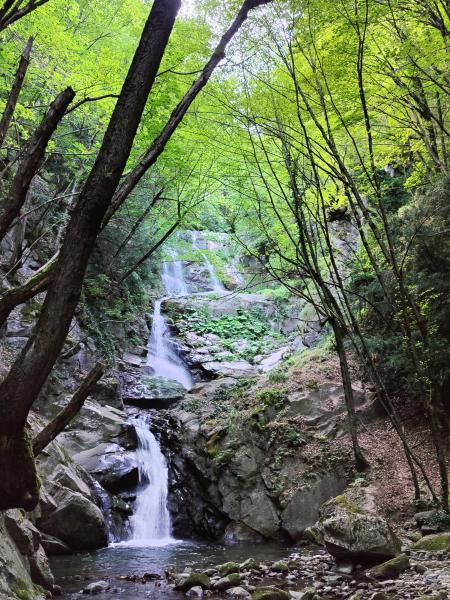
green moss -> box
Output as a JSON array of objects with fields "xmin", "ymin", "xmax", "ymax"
[
  {"xmin": 175, "ymin": 572, "xmax": 210, "ymax": 592},
  {"xmin": 227, "ymin": 572, "xmax": 241, "ymax": 586},
  {"xmin": 334, "ymin": 495, "xmax": 364, "ymax": 514},
  {"xmin": 370, "ymin": 554, "xmax": 410, "ymax": 579},
  {"xmin": 218, "ymin": 561, "xmax": 240, "ymax": 576},
  {"xmin": 271, "ymin": 560, "xmax": 289, "ymax": 573},
  {"xmin": 411, "ymin": 532, "xmax": 450, "ymax": 552},
  {"xmin": 251, "ymin": 587, "xmax": 291, "ymax": 600},
  {"xmin": 13, "ymin": 581, "xmax": 45, "ymax": 600}
]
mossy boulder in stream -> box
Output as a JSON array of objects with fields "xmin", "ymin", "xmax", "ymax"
[
  {"xmin": 411, "ymin": 532, "xmax": 450, "ymax": 552},
  {"xmin": 369, "ymin": 554, "xmax": 410, "ymax": 579},
  {"xmin": 218, "ymin": 561, "xmax": 241, "ymax": 576},
  {"xmin": 251, "ymin": 587, "xmax": 291, "ymax": 600},
  {"xmin": 175, "ymin": 572, "xmax": 210, "ymax": 592}
]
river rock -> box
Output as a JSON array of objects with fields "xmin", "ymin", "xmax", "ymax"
[
  {"xmin": 82, "ymin": 580, "xmax": 110, "ymax": 594},
  {"xmin": 251, "ymin": 587, "xmax": 291, "ymax": 600},
  {"xmin": 214, "ymin": 573, "xmax": 242, "ymax": 591},
  {"xmin": 38, "ymin": 489, "xmax": 107, "ymax": 550},
  {"xmin": 226, "ymin": 587, "xmax": 251, "ymax": 598},
  {"xmin": 175, "ymin": 573, "xmax": 211, "ymax": 592},
  {"xmin": 369, "ymin": 553, "xmax": 410, "ymax": 579},
  {"xmin": 186, "ymin": 586, "xmax": 204, "ymax": 597},
  {"xmin": 319, "ymin": 496, "xmax": 401, "ymax": 563},
  {"xmin": 411, "ymin": 532, "xmax": 450, "ymax": 552},
  {"xmin": 218, "ymin": 562, "xmax": 241, "ymax": 576}
]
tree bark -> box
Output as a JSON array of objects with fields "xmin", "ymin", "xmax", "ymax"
[
  {"xmin": 0, "ymin": 37, "xmax": 33, "ymax": 149},
  {"xmin": 0, "ymin": 0, "xmax": 180, "ymax": 511},
  {"xmin": 0, "ymin": 253, "xmax": 57, "ymax": 329},
  {"xmin": 103, "ymin": 0, "xmax": 273, "ymax": 225},
  {"xmin": 0, "ymin": 87, "xmax": 75, "ymax": 242},
  {"xmin": 331, "ymin": 318, "xmax": 369, "ymax": 471},
  {"xmin": 33, "ymin": 362, "xmax": 104, "ymax": 456}
]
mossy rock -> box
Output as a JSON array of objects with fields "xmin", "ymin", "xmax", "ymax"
[
  {"xmin": 240, "ymin": 557, "xmax": 259, "ymax": 570},
  {"xmin": 251, "ymin": 587, "xmax": 290, "ymax": 600},
  {"xmin": 369, "ymin": 554, "xmax": 410, "ymax": 579},
  {"xmin": 411, "ymin": 532, "xmax": 450, "ymax": 552},
  {"xmin": 175, "ymin": 572, "xmax": 210, "ymax": 592},
  {"xmin": 300, "ymin": 589, "xmax": 322, "ymax": 600},
  {"xmin": 218, "ymin": 561, "xmax": 241, "ymax": 576},
  {"xmin": 214, "ymin": 573, "xmax": 242, "ymax": 590},
  {"xmin": 271, "ymin": 560, "xmax": 289, "ymax": 573}
]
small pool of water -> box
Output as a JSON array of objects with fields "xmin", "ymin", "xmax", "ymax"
[{"xmin": 51, "ymin": 539, "xmax": 302, "ymax": 599}]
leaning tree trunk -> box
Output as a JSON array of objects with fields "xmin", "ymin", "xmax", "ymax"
[
  {"xmin": 33, "ymin": 362, "xmax": 104, "ymax": 456},
  {"xmin": 0, "ymin": 0, "xmax": 181, "ymax": 511},
  {"xmin": 0, "ymin": 87, "xmax": 75, "ymax": 241},
  {"xmin": 0, "ymin": 37, "xmax": 33, "ymax": 149},
  {"xmin": 331, "ymin": 318, "xmax": 369, "ymax": 471}
]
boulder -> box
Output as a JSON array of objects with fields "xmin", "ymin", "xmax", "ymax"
[
  {"xmin": 83, "ymin": 580, "xmax": 110, "ymax": 594},
  {"xmin": 218, "ymin": 562, "xmax": 241, "ymax": 576},
  {"xmin": 214, "ymin": 573, "xmax": 241, "ymax": 591},
  {"xmin": 73, "ymin": 443, "xmax": 138, "ymax": 492},
  {"xmin": 226, "ymin": 588, "xmax": 251, "ymax": 598},
  {"xmin": 40, "ymin": 533, "xmax": 71, "ymax": 556},
  {"xmin": 186, "ymin": 586, "xmax": 204, "ymax": 597},
  {"xmin": 122, "ymin": 375, "xmax": 185, "ymax": 408},
  {"xmin": 38, "ymin": 490, "xmax": 107, "ymax": 550},
  {"xmin": 251, "ymin": 588, "xmax": 291, "ymax": 600},
  {"xmin": 414, "ymin": 510, "xmax": 450, "ymax": 534},
  {"xmin": 175, "ymin": 573, "xmax": 211, "ymax": 592},
  {"xmin": 369, "ymin": 553, "xmax": 410, "ymax": 579},
  {"xmin": 202, "ymin": 360, "xmax": 257, "ymax": 379},
  {"xmin": 411, "ymin": 532, "xmax": 450, "ymax": 552},
  {"xmin": 4, "ymin": 510, "xmax": 40, "ymax": 555},
  {"xmin": 271, "ymin": 561, "xmax": 289, "ymax": 573},
  {"xmin": 319, "ymin": 496, "xmax": 401, "ymax": 563}
]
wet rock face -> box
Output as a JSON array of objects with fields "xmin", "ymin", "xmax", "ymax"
[
  {"xmin": 121, "ymin": 374, "xmax": 185, "ymax": 409},
  {"xmin": 0, "ymin": 510, "xmax": 52, "ymax": 599},
  {"xmin": 319, "ymin": 497, "xmax": 401, "ymax": 563},
  {"xmin": 73, "ymin": 443, "xmax": 138, "ymax": 493}
]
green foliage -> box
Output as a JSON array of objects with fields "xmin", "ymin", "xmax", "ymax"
[{"xmin": 185, "ymin": 307, "xmax": 271, "ymax": 340}]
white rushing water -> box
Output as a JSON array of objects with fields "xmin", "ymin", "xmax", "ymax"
[
  {"xmin": 127, "ymin": 418, "xmax": 173, "ymax": 546},
  {"xmin": 203, "ymin": 253, "xmax": 225, "ymax": 292},
  {"xmin": 146, "ymin": 298, "xmax": 193, "ymax": 389}
]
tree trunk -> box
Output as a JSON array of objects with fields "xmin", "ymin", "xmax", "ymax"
[
  {"xmin": 0, "ymin": 37, "xmax": 33, "ymax": 149},
  {"xmin": 0, "ymin": 0, "xmax": 180, "ymax": 511},
  {"xmin": 33, "ymin": 362, "xmax": 104, "ymax": 456},
  {"xmin": 0, "ymin": 253, "xmax": 57, "ymax": 329},
  {"xmin": 332, "ymin": 319, "xmax": 369, "ymax": 471},
  {"xmin": 0, "ymin": 87, "xmax": 75, "ymax": 242}
]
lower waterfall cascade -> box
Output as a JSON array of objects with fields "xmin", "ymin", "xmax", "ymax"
[{"xmin": 127, "ymin": 417, "xmax": 173, "ymax": 546}]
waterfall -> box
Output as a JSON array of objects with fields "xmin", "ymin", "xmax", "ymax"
[
  {"xmin": 191, "ymin": 230, "xmax": 225, "ymax": 292},
  {"xmin": 161, "ymin": 250, "xmax": 188, "ymax": 296},
  {"xmin": 128, "ymin": 417, "xmax": 173, "ymax": 545},
  {"xmin": 203, "ymin": 253, "xmax": 225, "ymax": 292},
  {"xmin": 147, "ymin": 298, "xmax": 193, "ymax": 389}
]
